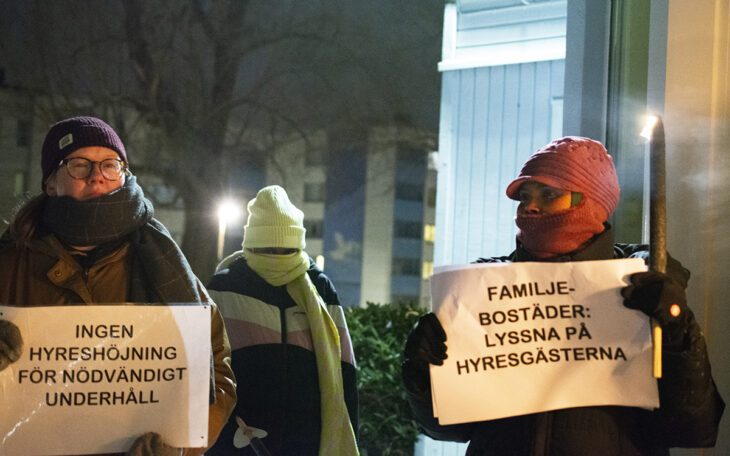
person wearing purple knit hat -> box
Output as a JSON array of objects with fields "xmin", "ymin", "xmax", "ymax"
[
  {"xmin": 0, "ymin": 116, "xmax": 237, "ymax": 455},
  {"xmin": 402, "ymin": 136, "xmax": 724, "ymax": 455}
]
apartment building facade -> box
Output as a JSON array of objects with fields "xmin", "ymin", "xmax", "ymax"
[{"xmin": 265, "ymin": 126, "xmax": 437, "ymax": 308}]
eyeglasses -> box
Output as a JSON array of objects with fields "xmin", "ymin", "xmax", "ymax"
[{"xmin": 58, "ymin": 157, "xmax": 128, "ymax": 181}]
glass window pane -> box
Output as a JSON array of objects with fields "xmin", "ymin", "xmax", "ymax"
[
  {"xmin": 394, "ymin": 220, "xmax": 422, "ymax": 239},
  {"xmin": 304, "ymin": 219, "xmax": 324, "ymax": 239},
  {"xmin": 304, "ymin": 182, "xmax": 326, "ymax": 202}
]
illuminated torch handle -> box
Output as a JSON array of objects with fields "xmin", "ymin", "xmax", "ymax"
[{"xmin": 649, "ymin": 116, "xmax": 666, "ymax": 378}]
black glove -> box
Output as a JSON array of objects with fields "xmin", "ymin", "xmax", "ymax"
[
  {"xmin": 127, "ymin": 432, "xmax": 181, "ymax": 456},
  {"xmin": 622, "ymin": 270, "xmax": 688, "ymax": 350},
  {"xmin": 0, "ymin": 320, "xmax": 23, "ymax": 372},
  {"xmin": 402, "ymin": 313, "xmax": 447, "ymax": 398}
]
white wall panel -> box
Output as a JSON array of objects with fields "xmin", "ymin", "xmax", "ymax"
[
  {"xmin": 425, "ymin": 5, "xmax": 568, "ymax": 456},
  {"xmin": 439, "ymin": 0, "xmax": 566, "ymax": 70},
  {"xmin": 434, "ymin": 59, "xmax": 565, "ymax": 266}
]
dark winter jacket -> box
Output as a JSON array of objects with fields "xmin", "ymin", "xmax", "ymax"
[
  {"xmin": 407, "ymin": 226, "xmax": 724, "ymax": 456},
  {"xmin": 206, "ymin": 256, "xmax": 358, "ymax": 456}
]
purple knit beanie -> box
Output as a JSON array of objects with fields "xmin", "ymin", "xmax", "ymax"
[
  {"xmin": 41, "ymin": 116, "xmax": 127, "ymax": 188},
  {"xmin": 506, "ymin": 136, "xmax": 620, "ymax": 222}
]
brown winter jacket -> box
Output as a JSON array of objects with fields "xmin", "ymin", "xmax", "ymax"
[{"xmin": 0, "ymin": 232, "xmax": 237, "ymax": 456}]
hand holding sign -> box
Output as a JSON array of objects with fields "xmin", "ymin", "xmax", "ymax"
[
  {"xmin": 405, "ymin": 313, "xmax": 447, "ymax": 366},
  {"xmin": 1, "ymin": 305, "xmax": 211, "ymax": 455},
  {"xmin": 429, "ymin": 259, "xmax": 659, "ymax": 425},
  {"xmin": 622, "ymin": 270, "xmax": 688, "ymax": 351},
  {"xmin": 127, "ymin": 432, "xmax": 180, "ymax": 456},
  {"xmin": 0, "ymin": 319, "xmax": 23, "ymax": 372},
  {"xmin": 403, "ymin": 313, "xmax": 447, "ymax": 398}
]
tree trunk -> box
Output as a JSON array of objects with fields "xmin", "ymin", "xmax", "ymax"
[{"xmin": 181, "ymin": 192, "xmax": 220, "ymax": 283}]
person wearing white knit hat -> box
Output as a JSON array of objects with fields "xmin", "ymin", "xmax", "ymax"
[
  {"xmin": 207, "ymin": 185, "xmax": 360, "ymax": 456},
  {"xmin": 242, "ymin": 184, "xmax": 307, "ymax": 252}
]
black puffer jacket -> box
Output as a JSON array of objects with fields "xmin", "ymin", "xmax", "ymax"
[
  {"xmin": 206, "ymin": 256, "xmax": 358, "ymax": 456},
  {"xmin": 407, "ymin": 227, "xmax": 724, "ymax": 455}
]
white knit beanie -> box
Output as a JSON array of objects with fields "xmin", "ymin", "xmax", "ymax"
[{"xmin": 243, "ymin": 185, "xmax": 306, "ymax": 249}]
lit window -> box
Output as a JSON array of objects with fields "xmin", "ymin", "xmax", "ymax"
[
  {"xmin": 315, "ymin": 255, "xmax": 325, "ymax": 271},
  {"xmin": 422, "ymin": 261, "xmax": 433, "ymax": 280},
  {"xmin": 423, "ymin": 224, "xmax": 435, "ymax": 243}
]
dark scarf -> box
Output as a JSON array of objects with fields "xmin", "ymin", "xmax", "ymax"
[
  {"xmin": 41, "ymin": 176, "xmax": 200, "ymax": 302},
  {"xmin": 42, "ymin": 176, "xmax": 215, "ymax": 402},
  {"xmin": 41, "ymin": 175, "xmax": 154, "ymax": 247}
]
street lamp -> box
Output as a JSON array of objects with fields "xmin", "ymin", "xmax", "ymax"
[{"xmin": 217, "ymin": 199, "xmax": 242, "ymax": 261}]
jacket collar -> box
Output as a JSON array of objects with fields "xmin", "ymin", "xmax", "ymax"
[
  {"xmin": 26, "ymin": 233, "xmax": 129, "ymax": 271},
  {"xmin": 511, "ymin": 224, "xmax": 615, "ymax": 262}
]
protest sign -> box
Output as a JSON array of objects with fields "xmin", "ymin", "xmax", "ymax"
[
  {"xmin": 0, "ymin": 304, "xmax": 211, "ymax": 455},
  {"xmin": 429, "ymin": 259, "xmax": 658, "ymax": 425}
]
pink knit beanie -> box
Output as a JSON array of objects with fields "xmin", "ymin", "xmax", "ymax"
[
  {"xmin": 507, "ymin": 137, "xmax": 621, "ymax": 257},
  {"xmin": 506, "ymin": 136, "xmax": 620, "ymax": 221}
]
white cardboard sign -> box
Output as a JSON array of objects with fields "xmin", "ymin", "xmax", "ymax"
[
  {"xmin": 0, "ymin": 304, "xmax": 211, "ymax": 455},
  {"xmin": 429, "ymin": 259, "xmax": 658, "ymax": 425}
]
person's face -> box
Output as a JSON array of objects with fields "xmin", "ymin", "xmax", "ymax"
[
  {"xmin": 516, "ymin": 181, "xmax": 572, "ymax": 215},
  {"xmin": 45, "ymin": 146, "xmax": 126, "ymax": 201}
]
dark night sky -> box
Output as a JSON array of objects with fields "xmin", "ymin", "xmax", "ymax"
[{"xmin": 0, "ymin": 0, "xmax": 444, "ymax": 132}]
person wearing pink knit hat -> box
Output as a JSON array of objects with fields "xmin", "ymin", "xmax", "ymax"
[
  {"xmin": 403, "ymin": 137, "xmax": 724, "ymax": 455},
  {"xmin": 505, "ymin": 136, "xmax": 620, "ymax": 258}
]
